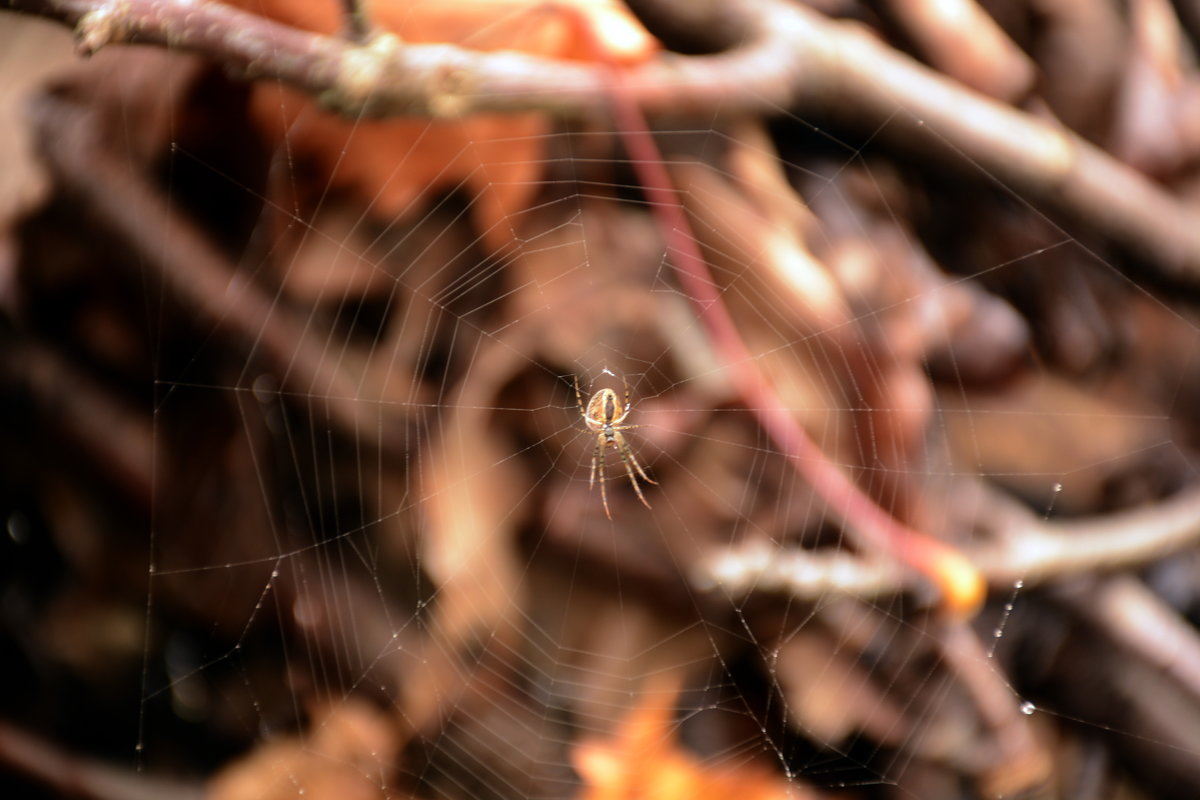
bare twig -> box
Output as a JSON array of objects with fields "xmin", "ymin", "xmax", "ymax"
[
  {"xmin": 697, "ymin": 484, "xmax": 1200, "ymax": 602},
  {"xmin": 0, "ymin": 721, "xmax": 202, "ymax": 800},
  {"xmin": 934, "ymin": 622, "xmax": 1051, "ymax": 798},
  {"xmin": 1056, "ymin": 574, "xmax": 1200, "ymax": 703},
  {"xmin": 3, "ymin": 0, "xmax": 777, "ymax": 117},
  {"xmin": 1042, "ymin": 574, "xmax": 1200, "ymax": 793},
  {"xmin": 694, "ymin": 541, "xmax": 908, "ymax": 602},
  {"xmin": 4, "ymin": 342, "xmax": 154, "ymax": 506},
  {"xmin": 978, "ymin": 485, "xmax": 1200, "ymax": 588},
  {"xmin": 780, "ymin": 3, "xmax": 1200, "ymax": 286},
  {"xmin": 875, "ymin": 0, "xmax": 1036, "ymax": 102},
  {"xmin": 29, "ymin": 91, "xmax": 409, "ymax": 459}
]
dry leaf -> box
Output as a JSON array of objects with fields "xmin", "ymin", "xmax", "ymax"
[
  {"xmin": 208, "ymin": 699, "xmax": 401, "ymax": 800},
  {"xmin": 573, "ymin": 676, "xmax": 818, "ymax": 800}
]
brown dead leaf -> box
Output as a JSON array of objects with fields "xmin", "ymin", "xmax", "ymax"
[
  {"xmin": 939, "ymin": 372, "xmax": 1175, "ymax": 513},
  {"xmin": 774, "ymin": 629, "xmax": 908, "ymax": 748},
  {"xmin": 208, "ymin": 699, "xmax": 401, "ymax": 800},
  {"xmin": 408, "ymin": 335, "xmax": 530, "ymax": 730},
  {"xmin": 0, "ymin": 17, "xmax": 76, "ymax": 227}
]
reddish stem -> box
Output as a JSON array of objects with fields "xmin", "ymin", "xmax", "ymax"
[{"xmin": 579, "ymin": 16, "xmax": 982, "ymax": 615}]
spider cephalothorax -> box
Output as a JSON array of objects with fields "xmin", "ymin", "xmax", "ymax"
[{"xmin": 574, "ymin": 375, "xmax": 656, "ymax": 519}]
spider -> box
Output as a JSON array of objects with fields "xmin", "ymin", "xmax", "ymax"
[{"xmin": 574, "ymin": 375, "xmax": 657, "ymax": 519}]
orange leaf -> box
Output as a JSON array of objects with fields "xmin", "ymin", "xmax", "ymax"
[
  {"xmin": 225, "ymin": 0, "xmax": 658, "ymax": 249},
  {"xmin": 572, "ymin": 676, "xmax": 818, "ymax": 800}
]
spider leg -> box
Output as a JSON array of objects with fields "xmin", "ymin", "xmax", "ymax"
[
  {"xmin": 595, "ymin": 435, "xmax": 612, "ymax": 519},
  {"xmin": 611, "ymin": 431, "xmax": 654, "ymax": 510},
  {"xmin": 613, "ymin": 426, "xmax": 656, "ymax": 484},
  {"xmin": 629, "ymin": 448, "xmax": 657, "ymax": 487},
  {"xmin": 589, "ymin": 435, "xmax": 600, "ymax": 490},
  {"xmin": 574, "ymin": 375, "xmax": 587, "ymax": 416}
]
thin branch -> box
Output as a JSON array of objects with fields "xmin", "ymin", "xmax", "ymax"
[
  {"xmin": 29, "ymin": 90, "xmax": 410, "ymax": 460},
  {"xmin": 5, "ymin": 342, "xmax": 154, "ymax": 506},
  {"xmin": 697, "ymin": 484, "xmax": 1200, "ymax": 601},
  {"xmin": 694, "ymin": 541, "xmax": 909, "ymax": 602},
  {"xmin": 978, "ymin": 485, "xmax": 1200, "ymax": 588},
  {"xmin": 1055, "ymin": 574, "xmax": 1200, "ymax": 704},
  {"xmin": 875, "ymin": 0, "xmax": 1036, "ymax": 102},
  {"xmin": 0, "ymin": 721, "xmax": 202, "ymax": 800},
  {"xmin": 934, "ymin": 622, "xmax": 1050, "ymax": 798}
]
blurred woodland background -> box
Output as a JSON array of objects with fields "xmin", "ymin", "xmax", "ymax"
[{"xmin": 4, "ymin": 1, "xmax": 1200, "ymax": 798}]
